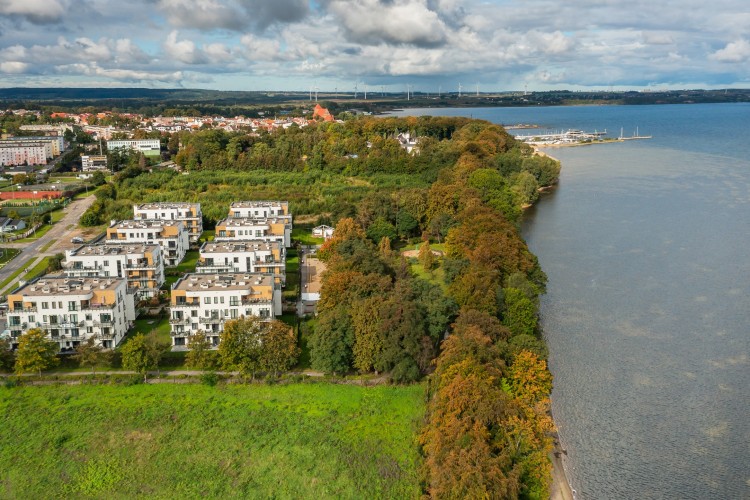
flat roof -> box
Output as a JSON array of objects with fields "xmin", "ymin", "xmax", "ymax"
[
  {"xmin": 200, "ymin": 240, "xmax": 279, "ymax": 254},
  {"xmin": 134, "ymin": 202, "xmax": 201, "ymax": 210},
  {"xmin": 69, "ymin": 243, "xmax": 160, "ymax": 257},
  {"xmin": 173, "ymin": 273, "xmax": 274, "ymax": 292},
  {"xmin": 15, "ymin": 276, "xmax": 124, "ymax": 296},
  {"xmin": 229, "ymin": 201, "xmax": 288, "ymax": 208},
  {"xmin": 216, "ymin": 216, "xmax": 291, "ymax": 227},
  {"xmin": 110, "ymin": 219, "xmax": 184, "ymax": 230}
]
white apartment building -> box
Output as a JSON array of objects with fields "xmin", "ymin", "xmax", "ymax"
[
  {"xmin": 81, "ymin": 155, "xmax": 108, "ymax": 171},
  {"xmin": 5, "ymin": 275, "xmax": 136, "ymax": 351},
  {"xmin": 0, "ymin": 136, "xmax": 64, "ymax": 156},
  {"xmin": 133, "ymin": 202, "xmax": 203, "ymax": 243},
  {"xmin": 196, "ymin": 240, "xmax": 285, "ymax": 283},
  {"xmin": 228, "ymin": 201, "xmax": 289, "ymax": 218},
  {"xmin": 106, "ymin": 220, "xmax": 189, "ymax": 266},
  {"xmin": 169, "ymin": 273, "xmax": 281, "ymax": 347},
  {"xmin": 63, "ymin": 243, "xmax": 165, "ymax": 299},
  {"xmin": 106, "ymin": 139, "xmax": 161, "ymax": 157},
  {"xmin": 19, "ymin": 124, "xmax": 73, "ymax": 134},
  {"xmin": 214, "ymin": 216, "xmax": 292, "ymax": 248}
]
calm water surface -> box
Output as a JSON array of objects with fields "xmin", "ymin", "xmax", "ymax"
[{"xmin": 392, "ymin": 104, "xmax": 750, "ymax": 499}]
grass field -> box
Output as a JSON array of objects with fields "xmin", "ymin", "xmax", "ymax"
[
  {"xmin": 292, "ymin": 226, "xmax": 324, "ymax": 246},
  {"xmin": 0, "ymin": 383, "xmax": 425, "ymax": 498},
  {"xmin": 0, "ymin": 247, "xmax": 20, "ymax": 265}
]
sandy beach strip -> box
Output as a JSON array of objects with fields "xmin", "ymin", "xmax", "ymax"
[{"xmin": 549, "ymin": 431, "xmax": 576, "ymax": 500}]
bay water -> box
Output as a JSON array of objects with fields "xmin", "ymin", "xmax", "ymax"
[{"xmin": 390, "ymin": 104, "xmax": 750, "ymax": 499}]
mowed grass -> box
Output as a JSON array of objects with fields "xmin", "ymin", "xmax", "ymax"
[{"xmin": 0, "ymin": 383, "xmax": 425, "ymax": 498}]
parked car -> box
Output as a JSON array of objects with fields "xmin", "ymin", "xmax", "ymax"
[{"xmin": 71, "ymin": 237, "xmax": 84, "ymax": 244}]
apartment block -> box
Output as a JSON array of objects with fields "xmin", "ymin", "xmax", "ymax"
[
  {"xmin": 0, "ymin": 142, "xmax": 53, "ymax": 166},
  {"xmin": 81, "ymin": 154, "xmax": 108, "ymax": 171},
  {"xmin": 106, "ymin": 139, "xmax": 161, "ymax": 157},
  {"xmin": 106, "ymin": 220, "xmax": 189, "ymax": 266},
  {"xmin": 133, "ymin": 202, "xmax": 203, "ymax": 243},
  {"xmin": 214, "ymin": 216, "xmax": 292, "ymax": 247},
  {"xmin": 228, "ymin": 200, "xmax": 289, "ymax": 218},
  {"xmin": 63, "ymin": 243, "xmax": 165, "ymax": 299},
  {"xmin": 169, "ymin": 273, "xmax": 281, "ymax": 347},
  {"xmin": 196, "ymin": 240, "xmax": 285, "ymax": 284},
  {"xmin": 5, "ymin": 276, "xmax": 136, "ymax": 351}
]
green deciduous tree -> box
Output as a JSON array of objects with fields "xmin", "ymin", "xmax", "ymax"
[
  {"xmin": 418, "ymin": 240, "xmax": 436, "ymax": 271},
  {"xmin": 72, "ymin": 336, "xmax": 113, "ymax": 374},
  {"xmin": 185, "ymin": 331, "xmax": 218, "ymax": 371},
  {"xmin": 121, "ymin": 331, "xmax": 170, "ymax": 382},
  {"xmin": 259, "ymin": 320, "xmax": 300, "ymax": 376},
  {"xmin": 502, "ymin": 288, "xmax": 538, "ymax": 337},
  {"xmin": 14, "ymin": 328, "xmax": 59, "ymax": 377},
  {"xmin": 309, "ymin": 305, "xmax": 353, "ymax": 375},
  {"xmin": 0, "ymin": 338, "xmax": 16, "ymax": 372},
  {"xmin": 218, "ymin": 316, "xmax": 264, "ymax": 379}
]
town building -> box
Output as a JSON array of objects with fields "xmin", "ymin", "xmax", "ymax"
[
  {"xmin": 133, "ymin": 202, "xmax": 203, "ymax": 243},
  {"xmin": 0, "ymin": 141, "xmax": 54, "ymax": 166},
  {"xmin": 196, "ymin": 240, "xmax": 285, "ymax": 283},
  {"xmin": 19, "ymin": 124, "xmax": 73, "ymax": 135},
  {"xmin": 228, "ymin": 200, "xmax": 289, "ymax": 218},
  {"xmin": 169, "ymin": 273, "xmax": 281, "ymax": 347},
  {"xmin": 214, "ymin": 216, "xmax": 292, "ymax": 248},
  {"xmin": 0, "ymin": 217, "xmax": 26, "ymax": 232},
  {"xmin": 81, "ymin": 154, "xmax": 108, "ymax": 171},
  {"xmin": 5, "ymin": 275, "xmax": 136, "ymax": 351},
  {"xmin": 63, "ymin": 243, "xmax": 165, "ymax": 299},
  {"xmin": 312, "ymin": 225, "xmax": 335, "ymax": 240},
  {"xmin": 312, "ymin": 104, "xmax": 334, "ymax": 122},
  {"xmin": 106, "ymin": 139, "xmax": 161, "ymax": 157},
  {"xmin": 106, "ymin": 220, "xmax": 189, "ymax": 266},
  {"xmin": 1, "ymin": 136, "xmax": 64, "ymax": 157}
]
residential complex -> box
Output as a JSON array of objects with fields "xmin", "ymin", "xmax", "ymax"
[
  {"xmin": 106, "ymin": 139, "xmax": 161, "ymax": 157},
  {"xmin": 63, "ymin": 243, "xmax": 165, "ymax": 299},
  {"xmin": 214, "ymin": 216, "xmax": 292, "ymax": 247},
  {"xmin": 5, "ymin": 276, "xmax": 136, "ymax": 350},
  {"xmin": 133, "ymin": 202, "xmax": 203, "ymax": 242},
  {"xmin": 106, "ymin": 220, "xmax": 189, "ymax": 266},
  {"xmin": 196, "ymin": 240, "xmax": 285, "ymax": 283},
  {"xmin": 228, "ymin": 201, "xmax": 289, "ymax": 218},
  {"xmin": 169, "ymin": 273, "xmax": 281, "ymax": 347}
]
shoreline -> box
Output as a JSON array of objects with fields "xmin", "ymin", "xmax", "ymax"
[{"xmin": 549, "ymin": 429, "xmax": 576, "ymax": 500}]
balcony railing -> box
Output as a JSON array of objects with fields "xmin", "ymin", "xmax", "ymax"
[
  {"xmin": 171, "ymin": 302, "xmax": 200, "ymax": 308},
  {"xmin": 199, "ymin": 317, "xmax": 222, "ymax": 324},
  {"xmin": 169, "ymin": 317, "xmax": 192, "ymax": 326},
  {"xmin": 81, "ymin": 303, "xmax": 115, "ymax": 311}
]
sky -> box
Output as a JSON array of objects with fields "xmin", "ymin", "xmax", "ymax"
[{"xmin": 0, "ymin": 0, "xmax": 749, "ymax": 92}]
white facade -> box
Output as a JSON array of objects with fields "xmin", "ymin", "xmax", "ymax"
[
  {"xmin": 81, "ymin": 155, "xmax": 108, "ymax": 171},
  {"xmin": 169, "ymin": 273, "xmax": 281, "ymax": 347},
  {"xmin": 215, "ymin": 216, "xmax": 292, "ymax": 248},
  {"xmin": 63, "ymin": 243, "xmax": 165, "ymax": 299},
  {"xmin": 196, "ymin": 240, "xmax": 285, "ymax": 283},
  {"xmin": 228, "ymin": 201, "xmax": 289, "ymax": 218},
  {"xmin": 133, "ymin": 202, "xmax": 203, "ymax": 243},
  {"xmin": 107, "ymin": 220, "xmax": 189, "ymax": 267},
  {"xmin": 106, "ymin": 139, "xmax": 161, "ymax": 156},
  {"xmin": 5, "ymin": 276, "xmax": 136, "ymax": 351}
]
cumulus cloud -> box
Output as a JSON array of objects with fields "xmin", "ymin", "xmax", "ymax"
[
  {"xmin": 164, "ymin": 31, "xmax": 208, "ymax": 64},
  {"xmin": 0, "ymin": 61, "xmax": 29, "ymax": 73},
  {"xmin": 157, "ymin": 0, "xmax": 309, "ymax": 31},
  {"xmin": 710, "ymin": 39, "xmax": 750, "ymax": 63},
  {"xmin": 326, "ymin": 0, "xmax": 450, "ymax": 47},
  {"xmin": 0, "ymin": 0, "xmax": 67, "ymax": 24}
]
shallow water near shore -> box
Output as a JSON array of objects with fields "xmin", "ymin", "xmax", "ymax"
[{"xmin": 392, "ymin": 104, "xmax": 750, "ymax": 499}]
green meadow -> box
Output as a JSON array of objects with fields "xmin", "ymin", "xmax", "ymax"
[{"xmin": 0, "ymin": 383, "xmax": 425, "ymax": 499}]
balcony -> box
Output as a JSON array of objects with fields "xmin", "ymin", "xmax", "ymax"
[
  {"xmin": 171, "ymin": 302, "xmax": 200, "ymax": 309},
  {"xmin": 9, "ymin": 307, "xmax": 37, "ymax": 313},
  {"xmin": 93, "ymin": 320, "xmax": 114, "ymax": 328},
  {"xmin": 169, "ymin": 317, "xmax": 192, "ymax": 326},
  {"xmin": 199, "ymin": 317, "xmax": 222, "ymax": 325},
  {"xmin": 81, "ymin": 303, "xmax": 114, "ymax": 311}
]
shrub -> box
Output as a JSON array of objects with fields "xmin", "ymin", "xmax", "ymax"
[{"xmin": 200, "ymin": 371, "xmax": 219, "ymax": 387}]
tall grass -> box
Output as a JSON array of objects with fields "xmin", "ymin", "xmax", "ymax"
[{"xmin": 0, "ymin": 383, "xmax": 424, "ymax": 498}]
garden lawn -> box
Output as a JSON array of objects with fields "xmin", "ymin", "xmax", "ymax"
[{"xmin": 0, "ymin": 383, "xmax": 425, "ymax": 499}]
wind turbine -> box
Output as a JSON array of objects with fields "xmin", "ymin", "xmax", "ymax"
[
  {"xmin": 458, "ymin": 83, "xmax": 462, "ymax": 98},
  {"xmin": 476, "ymin": 82, "xmax": 479, "ymax": 97},
  {"xmin": 381, "ymin": 85, "xmax": 385, "ymax": 97},
  {"xmin": 438, "ymin": 85, "xmax": 441, "ymax": 98},
  {"xmin": 407, "ymin": 84, "xmax": 412, "ymax": 100},
  {"xmin": 354, "ymin": 82, "xmax": 358, "ymax": 99},
  {"xmin": 364, "ymin": 84, "xmax": 367, "ymax": 100},
  {"xmin": 314, "ymin": 86, "xmax": 319, "ymax": 102}
]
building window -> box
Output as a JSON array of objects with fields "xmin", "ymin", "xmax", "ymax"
[{"xmin": 204, "ymin": 297, "xmax": 210, "ymax": 304}]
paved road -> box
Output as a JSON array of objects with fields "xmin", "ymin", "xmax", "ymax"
[{"xmin": 0, "ymin": 195, "xmax": 96, "ymax": 290}]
